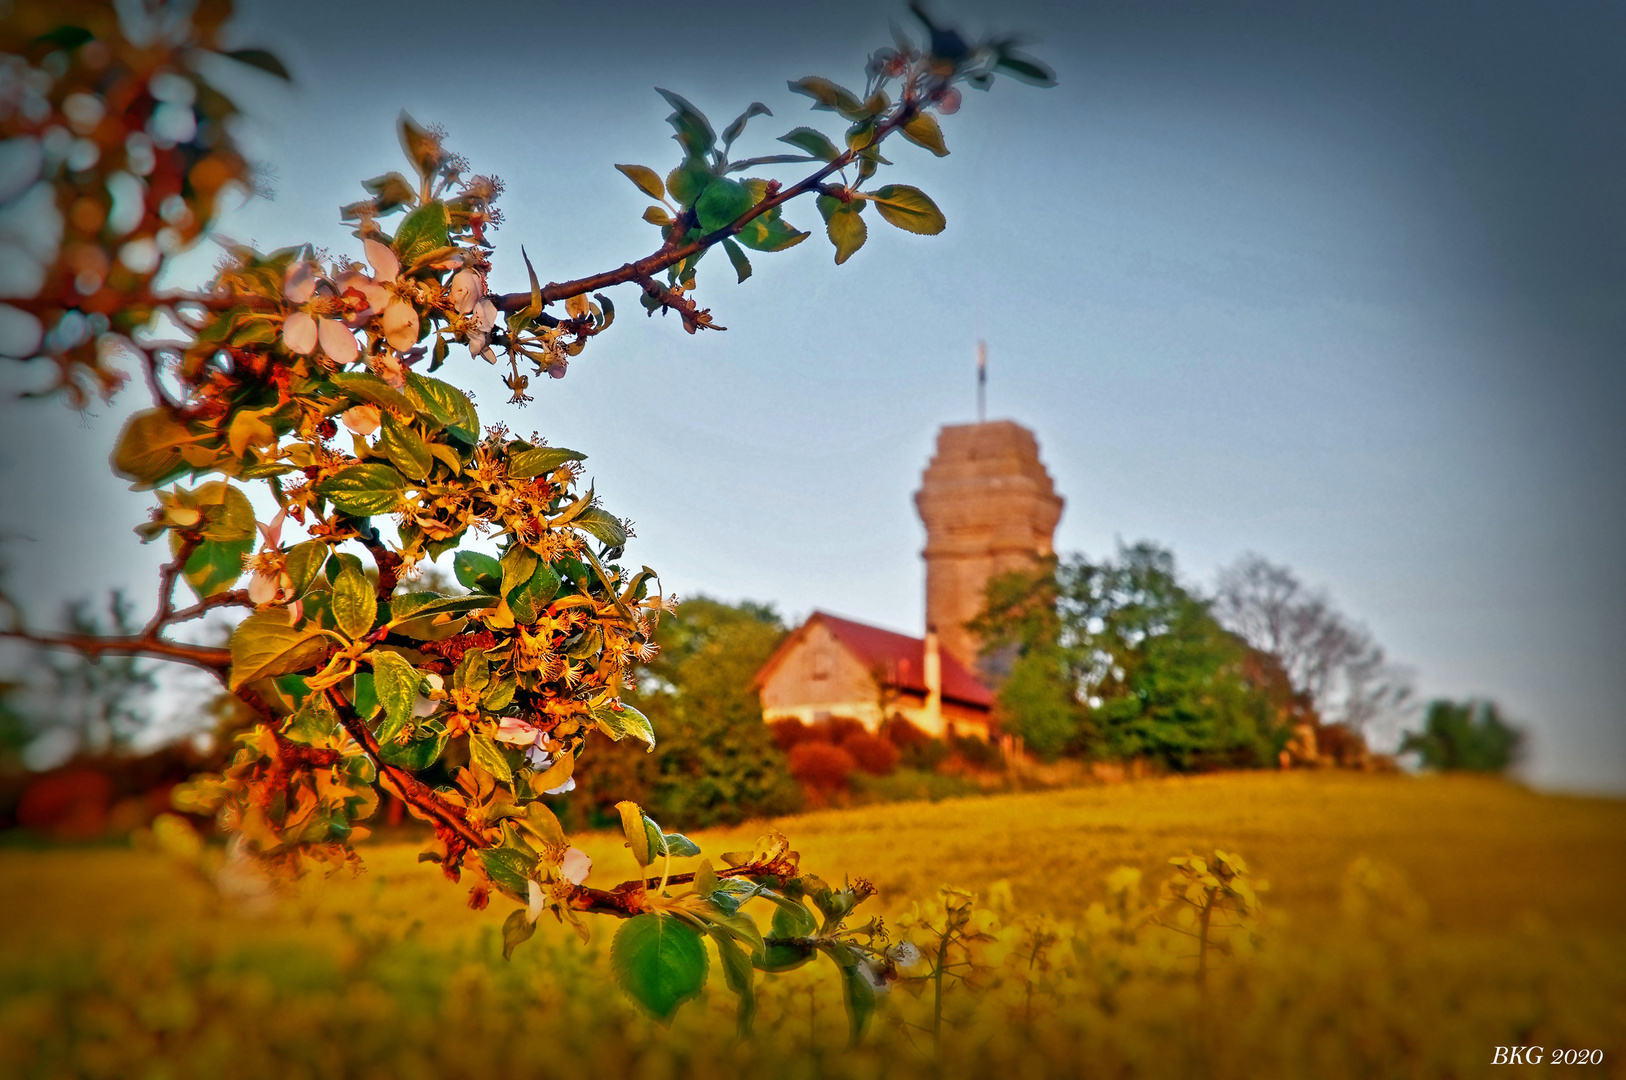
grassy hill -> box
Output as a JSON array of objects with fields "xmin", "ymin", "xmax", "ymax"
[{"xmin": 1, "ymin": 772, "xmax": 1621, "ymax": 1077}]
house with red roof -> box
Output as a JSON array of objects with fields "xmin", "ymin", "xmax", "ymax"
[
  {"xmin": 752, "ymin": 612, "xmax": 995, "ymax": 739},
  {"xmin": 752, "ymin": 418, "xmax": 1063, "ymax": 744}
]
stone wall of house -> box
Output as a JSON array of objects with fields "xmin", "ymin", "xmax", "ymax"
[{"xmin": 759, "ymin": 620, "xmax": 883, "ymax": 727}]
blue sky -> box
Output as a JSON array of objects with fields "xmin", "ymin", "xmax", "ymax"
[{"xmin": 2, "ymin": 0, "xmax": 1621, "ymax": 789}]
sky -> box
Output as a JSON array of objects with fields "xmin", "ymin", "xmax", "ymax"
[{"xmin": 1, "ymin": 0, "xmax": 1622, "ymax": 790}]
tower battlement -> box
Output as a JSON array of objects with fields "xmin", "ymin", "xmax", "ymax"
[{"xmin": 914, "ymin": 420, "xmax": 1064, "ymax": 672}]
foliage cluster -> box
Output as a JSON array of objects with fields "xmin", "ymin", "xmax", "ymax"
[
  {"xmin": 1401, "ymin": 699, "xmax": 1525, "ymax": 773},
  {"xmin": 973, "ymin": 542, "xmax": 1298, "ymax": 769},
  {"xmin": 2, "ymin": 772, "xmax": 1622, "ymax": 1077},
  {"xmin": 572, "ymin": 597, "xmax": 801, "ymax": 832}
]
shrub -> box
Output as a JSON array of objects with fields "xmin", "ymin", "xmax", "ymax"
[
  {"xmin": 841, "ymin": 731, "xmax": 900, "ymax": 776},
  {"xmin": 883, "ymin": 716, "xmax": 949, "ymax": 771},
  {"xmin": 787, "ymin": 741, "xmax": 856, "ymax": 791},
  {"xmin": 951, "ymin": 733, "xmax": 1005, "ymax": 771},
  {"xmin": 767, "ymin": 718, "xmax": 815, "ymax": 752},
  {"xmin": 813, "ymin": 717, "xmax": 869, "ymax": 745}
]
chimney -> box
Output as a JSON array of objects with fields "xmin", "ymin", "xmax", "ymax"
[{"xmin": 924, "ymin": 627, "xmax": 943, "ymax": 737}]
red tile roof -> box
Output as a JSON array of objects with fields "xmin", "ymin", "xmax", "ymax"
[{"xmin": 811, "ymin": 612, "xmax": 994, "ymax": 710}]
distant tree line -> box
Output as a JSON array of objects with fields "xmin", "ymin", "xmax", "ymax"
[{"xmin": 971, "ymin": 543, "xmax": 1522, "ymax": 776}]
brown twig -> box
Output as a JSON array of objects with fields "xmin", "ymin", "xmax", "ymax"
[
  {"xmin": 142, "ymin": 535, "xmax": 201, "ymax": 639},
  {"xmin": 164, "ymin": 590, "xmax": 252, "ymax": 625}
]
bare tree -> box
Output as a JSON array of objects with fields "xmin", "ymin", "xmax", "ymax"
[{"xmin": 1213, "ymin": 555, "xmax": 1413, "ymax": 743}]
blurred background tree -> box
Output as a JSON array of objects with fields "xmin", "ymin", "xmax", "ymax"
[
  {"xmin": 1400, "ymin": 699, "xmax": 1524, "ymax": 773},
  {"xmin": 1212, "ymin": 553, "xmax": 1414, "ymax": 742},
  {"xmin": 974, "ymin": 542, "xmax": 1291, "ymax": 771},
  {"xmin": 573, "ymin": 597, "xmax": 802, "ymax": 829}
]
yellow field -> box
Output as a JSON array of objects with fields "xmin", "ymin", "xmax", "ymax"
[{"xmin": 2, "ymin": 771, "xmax": 1622, "ymax": 1078}]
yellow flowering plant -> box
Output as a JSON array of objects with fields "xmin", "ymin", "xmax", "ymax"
[{"xmin": 0, "ymin": 0, "xmax": 1054, "ymax": 1035}]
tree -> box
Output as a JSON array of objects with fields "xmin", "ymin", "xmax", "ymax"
[
  {"xmin": 975, "ymin": 543, "xmax": 1289, "ymax": 771},
  {"xmin": 1212, "ymin": 554, "xmax": 1413, "ymax": 740},
  {"xmin": 577, "ymin": 597, "xmax": 802, "ymax": 829},
  {"xmin": 0, "ymin": 0, "xmax": 1053, "ymax": 1035},
  {"xmin": 1400, "ymin": 699, "xmax": 1524, "ymax": 773}
]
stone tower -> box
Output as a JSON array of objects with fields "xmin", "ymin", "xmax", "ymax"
[{"xmin": 914, "ymin": 421, "xmax": 1064, "ymax": 672}]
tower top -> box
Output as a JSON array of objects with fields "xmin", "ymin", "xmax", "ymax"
[{"xmin": 914, "ymin": 420, "xmax": 1063, "ymax": 672}]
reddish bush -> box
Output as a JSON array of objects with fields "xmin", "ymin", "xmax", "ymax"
[
  {"xmin": 768, "ymin": 718, "xmax": 815, "ymax": 752},
  {"xmin": 841, "ymin": 731, "xmax": 900, "ymax": 775},
  {"xmin": 812, "ymin": 716, "xmax": 868, "ymax": 745},
  {"xmin": 787, "ymin": 741, "xmax": 856, "ymax": 791},
  {"xmin": 882, "ymin": 716, "xmax": 932, "ymax": 749}
]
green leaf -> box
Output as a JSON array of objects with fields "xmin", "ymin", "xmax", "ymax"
[
  {"xmin": 662, "ymin": 832, "xmax": 702, "ymax": 858},
  {"xmin": 481, "ymin": 674, "xmax": 517, "ymax": 712},
  {"xmin": 229, "ymin": 611, "xmax": 329, "ymax": 691},
  {"xmin": 502, "ymin": 908, "xmax": 537, "ymax": 961},
  {"xmin": 392, "ymin": 200, "xmax": 450, "ymax": 266},
  {"xmin": 112, "ymin": 409, "xmax": 201, "ymax": 486},
  {"xmin": 499, "ymin": 546, "xmax": 539, "ymax": 599},
  {"xmin": 470, "ymin": 733, "xmax": 514, "ymax": 784},
  {"xmin": 314, "ymin": 463, "xmax": 406, "ymax": 517},
  {"xmin": 770, "ymin": 896, "xmax": 818, "ymax": 939},
  {"xmin": 369, "ymin": 650, "xmax": 418, "ymax": 743},
  {"xmin": 478, "ymin": 847, "xmax": 534, "ymax": 898},
  {"xmin": 351, "ymin": 670, "xmax": 379, "ymax": 720},
  {"xmin": 864, "ymin": 184, "xmax": 946, "ymax": 235},
  {"xmin": 838, "ymin": 959, "xmax": 878, "ymax": 1046},
  {"xmin": 284, "ymin": 540, "xmax": 328, "ymax": 598},
  {"xmin": 333, "ymin": 564, "xmax": 378, "ymax": 640},
  {"xmin": 572, "ymin": 507, "xmax": 628, "ymax": 549},
  {"xmin": 655, "ymin": 88, "xmax": 716, "ymax": 160},
  {"xmin": 616, "ymin": 801, "xmax": 652, "ymax": 866},
  {"xmin": 403, "ymin": 371, "xmax": 478, "ymax": 435},
  {"xmin": 901, "ymin": 111, "xmax": 949, "ymax": 157},
  {"xmin": 454, "ymin": 650, "xmax": 489, "ymax": 694},
  {"xmin": 398, "ymin": 111, "xmax": 443, "ymax": 180},
  {"xmin": 614, "ymin": 164, "xmax": 665, "ymax": 200},
  {"xmin": 611, "ymin": 915, "xmax": 708, "ymax": 1025},
  {"xmin": 787, "ymin": 77, "xmax": 867, "ymax": 120},
  {"xmin": 179, "ymin": 536, "xmax": 253, "ymax": 599},
  {"xmin": 378, "ymin": 413, "xmax": 432, "ymax": 480},
  {"xmin": 453, "ymin": 551, "xmax": 503, "ymax": 593},
  {"xmin": 665, "ymin": 160, "xmax": 712, "ymax": 208},
  {"xmin": 994, "ymin": 52, "xmax": 1058, "ymax": 87},
  {"xmin": 734, "ymin": 211, "xmax": 809, "ymax": 253},
  {"xmin": 507, "ymin": 560, "xmax": 562, "ymax": 625},
  {"xmin": 389, "ymin": 592, "xmax": 499, "ymax": 621},
  {"xmin": 777, "ymin": 126, "xmax": 841, "ymax": 162},
  {"xmin": 591, "ymin": 703, "xmax": 656, "ymax": 749},
  {"xmin": 720, "ymin": 101, "xmax": 771, "ymax": 152},
  {"xmin": 817, "ymin": 195, "xmax": 867, "ymax": 265},
  {"xmin": 378, "ymin": 728, "xmax": 445, "ymax": 770},
  {"xmin": 694, "ymin": 177, "xmax": 754, "ymax": 234},
  {"xmin": 709, "ymin": 927, "xmax": 757, "ymax": 1035},
  {"xmin": 330, "ymin": 371, "xmax": 417, "ymax": 416},
  {"xmin": 507, "ymin": 445, "xmax": 587, "ymax": 479},
  {"xmin": 721, "ymin": 238, "xmax": 752, "ymax": 283},
  {"xmin": 224, "ymin": 48, "xmax": 291, "ymax": 80},
  {"xmin": 643, "ymin": 205, "xmax": 672, "ymax": 227}
]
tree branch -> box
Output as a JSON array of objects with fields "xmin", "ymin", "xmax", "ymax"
[
  {"xmin": 143, "ymin": 535, "xmax": 201, "ymax": 639},
  {"xmin": 0, "ymin": 627, "xmax": 230, "ymax": 672},
  {"xmin": 490, "ymin": 101, "xmax": 921, "ymax": 313},
  {"xmin": 323, "ymin": 688, "xmax": 490, "ymax": 850}
]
